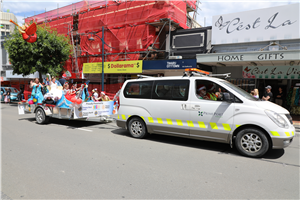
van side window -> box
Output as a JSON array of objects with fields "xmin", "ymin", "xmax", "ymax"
[
  {"xmin": 195, "ymin": 80, "xmax": 234, "ymax": 102},
  {"xmin": 124, "ymin": 81, "xmax": 153, "ymax": 99},
  {"xmin": 152, "ymin": 80, "xmax": 189, "ymax": 101}
]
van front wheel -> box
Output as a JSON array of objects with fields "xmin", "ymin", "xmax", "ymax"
[
  {"xmin": 235, "ymin": 128, "xmax": 269, "ymax": 158},
  {"xmin": 128, "ymin": 117, "xmax": 148, "ymax": 139}
]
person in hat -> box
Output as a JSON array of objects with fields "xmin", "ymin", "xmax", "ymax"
[
  {"xmin": 100, "ymin": 91, "xmax": 110, "ymax": 101},
  {"xmin": 262, "ymin": 85, "xmax": 273, "ymax": 102},
  {"xmin": 42, "ymin": 93, "xmax": 56, "ymax": 105},
  {"xmin": 196, "ymin": 85, "xmax": 209, "ymax": 100},
  {"xmin": 207, "ymin": 84, "xmax": 217, "ymax": 100},
  {"xmin": 58, "ymin": 72, "xmax": 67, "ymax": 86},
  {"xmin": 92, "ymin": 88, "xmax": 101, "ymax": 102}
]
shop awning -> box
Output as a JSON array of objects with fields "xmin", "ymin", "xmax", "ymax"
[{"xmin": 196, "ymin": 49, "xmax": 300, "ymax": 67}]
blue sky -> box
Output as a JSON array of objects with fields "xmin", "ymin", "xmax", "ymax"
[{"xmin": 1, "ymin": 0, "xmax": 298, "ymax": 26}]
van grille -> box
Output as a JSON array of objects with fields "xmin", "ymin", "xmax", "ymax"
[{"xmin": 285, "ymin": 114, "xmax": 293, "ymax": 125}]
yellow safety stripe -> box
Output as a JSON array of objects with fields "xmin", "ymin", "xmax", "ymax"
[
  {"xmin": 166, "ymin": 118, "xmax": 173, "ymax": 125},
  {"xmin": 148, "ymin": 117, "xmax": 154, "ymax": 123},
  {"xmin": 198, "ymin": 121, "xmax": 206, "ymax": 128},
  {"xmin": 210, "ymin": 122, "xmax": 218, "ymax": 130},
  {"xmin": 284, "ymin": 132, "xmax": 290, "ymax": 137},
  {"xmin": 270, "ymin": 131, "xmax": 280, "ymax": 136},
  {"xmin": 118, "ymin": 115, "xmax": 295, "ymax": 137},
  {"xmin": 176, "ymin": 119, "xmax": 183, "ymax": 126},
  {"xmin": 187, "ymin": 120, "xmax": 194, "ymax": 127},
  {"xmin": 222, "ymin": 123, "xmax": 231, "ymax": 131},
  {"xmin": 157, "ymin": 118, "xmax": 163, "ymax": 124}
]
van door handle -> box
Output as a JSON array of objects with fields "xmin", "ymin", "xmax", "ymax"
[
  {"xmin": 191, "ymin": 105, "xmax": 200, "ymax": 110},
  {"xmin": 181, "ymin": 104, "xmax": 187, "ymax": 110}
]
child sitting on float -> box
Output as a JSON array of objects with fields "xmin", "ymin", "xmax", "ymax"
[
  {"xmin": 100, "ymin": 91, "xmax": 110, "ymax": 101},
  {"xmin": 42, "ymin": 93, "xmax": 56, "ymax": 105},
  {"xmin": 92, "ymin": 88, "xmax": 101, "ymax": 102}
]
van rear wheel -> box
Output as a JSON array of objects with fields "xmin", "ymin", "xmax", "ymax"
[
  {"xmin": 128, "ymin": 117, "xmax": 148, "ymax": 139},
  {"xmin": 235, "ymin": 128, "xmax": 269, "ymax": 158}
]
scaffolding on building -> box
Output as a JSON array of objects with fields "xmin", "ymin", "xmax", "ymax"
[{"xmin": 25, "ymin": 0, "xmax": 200, "ymax": 80}]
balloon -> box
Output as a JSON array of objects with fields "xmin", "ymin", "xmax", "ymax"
[
  {"xmin": 71, "ymin": 97, "xmax": 77, "ymax": 103},
  {"xmin": 28, "ymin": 100, "xmax": 34, "ymax": 104},
  {"xmin": 33, "ymin": 98, "xmax": 37, "ymax": 103},
  {"xmin": 76, "ymin": 99, "xmax": 82, "ymax": 104}
]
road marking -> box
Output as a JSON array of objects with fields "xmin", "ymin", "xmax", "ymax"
[{"xmin": 76, "ymin": 128, "xmax": 93, "ymax": 132}]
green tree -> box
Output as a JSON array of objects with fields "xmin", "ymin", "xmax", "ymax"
[{"xmin": 4, "ymin": 23, "xmax": 73, "ymax": 82}]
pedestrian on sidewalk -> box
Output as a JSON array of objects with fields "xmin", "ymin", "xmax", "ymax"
[{"xmin": 262, "ymin": 85, "xmax": 273, "ymax": 102}]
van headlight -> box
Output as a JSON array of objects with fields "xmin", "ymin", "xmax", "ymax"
[{"xmin": 265, "ymin": 110, "xmax": 288, "ymax": 129}]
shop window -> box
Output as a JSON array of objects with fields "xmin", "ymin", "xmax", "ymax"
[
  {"xmin": 1, "ymin": 41, "xmax": 7, "ymax": 64},
  {"xmin": 227, "ymin": 78, "xmax": 255, "ymax": 93}
]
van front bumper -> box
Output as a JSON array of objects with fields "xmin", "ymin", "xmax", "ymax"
[{"xmin": 271, "ymin": 126, "xmax": 295, "ymax": 149}]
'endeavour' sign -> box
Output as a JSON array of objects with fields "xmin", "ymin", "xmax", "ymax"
[{"xmin": 212, "ymin": 3, "xmax": 299, "ymax": 44}]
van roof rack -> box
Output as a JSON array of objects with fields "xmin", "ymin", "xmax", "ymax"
[
  {"xmin": 183, "ymin": 68, "xmax": 231, "ymax": 79},
  {"xmin": 137, "ymin": 74, "xmax": 153, "ymax": 79},
  {"xmin": 209, "ymin": 73, "xmax": 231, "ymax": 79}
]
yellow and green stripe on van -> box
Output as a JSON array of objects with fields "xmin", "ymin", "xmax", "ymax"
[
  {"xmin": 117, "ymin": 114, "xmax": 295, "ymax": 137},
  {"xmin": 117, "ymin": 114, "xmax": 232, "ymax": 131},
  {"xmin": 271, "ymin": 131, "xmax": 294, "ymax": 137}
]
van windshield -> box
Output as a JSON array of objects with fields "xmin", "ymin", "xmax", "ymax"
[{"xmin": 221, "ymin": 81, "xmax": 259, "ymax": 101}]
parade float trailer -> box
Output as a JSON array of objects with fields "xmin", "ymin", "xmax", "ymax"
[{"xmin": 18, "ymin": 99, "xmax": 117, "ymax": 124}]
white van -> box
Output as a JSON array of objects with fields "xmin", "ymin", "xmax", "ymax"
[{"xmin": 116, "ymin": 71, "xmax": 295, "ymax": 158}]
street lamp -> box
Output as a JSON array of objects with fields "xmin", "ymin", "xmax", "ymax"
[{"xmin": 88, "ymin": 26, "xmax": 105, "ymax": 91}]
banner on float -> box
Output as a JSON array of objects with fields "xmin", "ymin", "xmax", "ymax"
[
  {"xmin": 74, "ymin": 101, "xmax": 117, "ymax": 119},
  {"xmin": 83, "ymin": 60, "xmax": 143, "ymax": 74}
]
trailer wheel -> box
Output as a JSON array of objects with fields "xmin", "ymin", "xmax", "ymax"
[{"xmin": 35, "ymin": 107, "xmax": 50, "ymax": 124}]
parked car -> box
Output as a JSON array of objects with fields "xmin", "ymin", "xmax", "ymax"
[{"xmin": 1, "ymin": 87, "xmax": 20, "ymax": 102}]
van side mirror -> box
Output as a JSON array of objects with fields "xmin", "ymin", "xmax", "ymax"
[{"xmin": 222, "ymin": 92, "xmax": 232, "ymax": 102}]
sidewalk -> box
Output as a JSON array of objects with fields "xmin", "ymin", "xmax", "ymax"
[{"xmin": 292, "ymin": 115, "xmax": 300, "ymax": 133}]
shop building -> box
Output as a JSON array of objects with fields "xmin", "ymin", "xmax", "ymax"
[
  {"xmin": 196, "ymin": 3, "xmax": 300, "ymax": 114},
  {"xmin": 24, "ymin": 0, "xmax": 200, "ymax": 95},
  {"xmin": 1, "ymin": 11, "xmax": 18, "ymax": 84}
]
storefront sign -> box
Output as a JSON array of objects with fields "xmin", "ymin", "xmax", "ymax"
[
  {"xmin": 197, "ymin": 50, "xmax": 299, "ymax": 63},
  {"xmin": 242, "ymin": 66, "xmax": 300, "ymax": 79},
  {"xmin": 212, "ymin": 3, "xmax": 299, "ymax": 44},
  {"xmin": 83, "ymin": 61, "xmax": 143, "ymax": 74},
  {"xmin": 143, "ymin": 59, "xmax": 196, "ymax": 70},
  {"xmin": 74, "ymin": 101, "xmax": 117, "ymax": 119}
]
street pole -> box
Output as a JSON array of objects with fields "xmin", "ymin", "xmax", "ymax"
[{"xmin": 101, "ymin": 26, "xmax": 104, "ymax": 91}]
